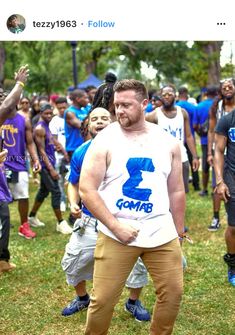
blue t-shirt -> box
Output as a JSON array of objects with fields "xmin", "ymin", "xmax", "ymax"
[
  {"xmin": 64, "ymin": 105, "xmax": 88, "ymax": 152},
  {"xmin": 68, "ymin": 139, "xmax": 92, "ymax": 216},
  {"xmin": 176, "ymin": 100, "xmax": 196, "ymax": 137},
  {"xmin": 145, "ymin": 102, "xmax": 154, "ymax": 113},
  {"xmin": 195, "ymin": 98, "xmax": 214, "ymax": 145}
]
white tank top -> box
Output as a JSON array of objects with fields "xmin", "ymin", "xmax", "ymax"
[
  {"xmin": 96, "ymin": 122, "xmax": 178, "ymax": 248},
  {"xmin": 156, "ymin": 106, "xmax": 188, "ymax": 162}
]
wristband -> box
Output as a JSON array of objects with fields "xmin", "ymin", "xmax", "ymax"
[
  {"xmin": 193, "ymin": 156, "xmax": 199, "ymax": 160},
  {"xmin": 216, "ymin": 179, "xmax": 224, "ymax": 187},
  {"xmin": 16, "ymin": 81, "xmax": 25, "ymax": 88}
]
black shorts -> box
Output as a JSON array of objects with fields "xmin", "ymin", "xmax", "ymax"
[{"xmin": 224, "ymin": 168, "xmax": 235, "ymax": 226}]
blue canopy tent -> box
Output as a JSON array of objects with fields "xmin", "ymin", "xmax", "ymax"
[
  {"xmin": 78, "ymin": 74, "xmax": 103, "ymax": 89},
  {"xmin": 68, "ymin": 74, "xmax": 103, "ymax": 91}
]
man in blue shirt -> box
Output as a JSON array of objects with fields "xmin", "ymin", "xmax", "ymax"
[
  {"xmin": 177, "ymin": 87, "xmax": 200, "ymax": 191},
  {"xmin": 61, "ymin": 107, "xmax": 150, "ymax": 321},
  {"xmin": 64, "ymin": 89, "xmax": 90, "ymax": 158},
  {"xmin": 194, "ymin": 86, "xmax": 217, "ymax": 196}
]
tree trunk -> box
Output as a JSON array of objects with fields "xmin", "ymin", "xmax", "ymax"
[
  {"xmin": 202, "ymin": 41, "xmax": 223, "ymax": 85},
  {"xmin": 0, "ymin": 46, "xmax": 6, "ymax": 87}
]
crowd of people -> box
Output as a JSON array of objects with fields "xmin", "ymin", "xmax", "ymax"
[{"xmin": 0, "ymin": 65, "xmax": 235, "ymax": 335}]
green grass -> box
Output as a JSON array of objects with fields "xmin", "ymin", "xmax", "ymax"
[{"xmin": 0, "ymin": 180, "xmax": 234, "ymax": 335}]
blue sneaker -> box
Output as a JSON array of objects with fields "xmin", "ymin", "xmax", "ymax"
[
  {"xmin": 228, "ymin": 270, "xmax": 235, "ymax": 286},
  {"xmin": 61, "ymin": 295, "xmax": 90, "ymax": 316},
  {"xmin": 125, "ymin": 299, "xmax": 151, "ymax": 322}
]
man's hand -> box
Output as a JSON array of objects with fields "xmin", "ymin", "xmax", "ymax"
[
  {"xmin": 0, "ymin": 149, "xmax": 8, "ymax": 163},
  {"xmin": 215, "ymin": 181, "xmax": 230, "ymax": 203},
  {"xmin": 14, "ymin": 65, "xmax": 29, "ymax": 84},
  {"xmin": 207, "ymin": 154, "xmax": 214, "ymax": 166},
  {"xmin": 70, "ymin": 203, "xmax": 82, "ymax": 218},
  {"xmin": 33, "ymin": 161, "xmax": 41, "ymax": 174},
  {"xmin": 49, "ymin": 168, "xmax": 60, "ymax": 180},
  {"xmin": 112, "ymin": 222, "xmax": 139, "ymax": 244},
  {"xmin": 192, "ymin": 157, "xmax": 200, "ymax": 171}
]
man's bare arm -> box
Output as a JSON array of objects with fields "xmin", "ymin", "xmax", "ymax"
[
  {"xmin": 79, "ymin": 138, "xmax": 138, "ymax": 244},
  {"xmin": 34, "ymin": 126, "xmax": 58, "ymax": 179},
  {"xmin": 183, "ymin": 109, "xmax": 199, "ymax": 171},
  {"xmin": 145, "ymin": 110, "xmax": 158, "ymax": 123},
  {"xmin": 214, "ymin": 133, "xmax": 230, "ymax": 202},
  {"xmin": 167, "ymin": 142, "xmax": 186, "ymax": 236},
  {"xmin": 0, "ymin": 65, "xmax": 29, "ymax": 125},
  {"xmin": 207, "ymin": 110, "xmax": 217, "ymax": 165},
  {"xmin": 25, "ymin": 118, "xmax": 41, "ymax": 172},
  {"xmin": 68, "ymin": 182, "xmax": 81, "ymax": 218},
  {"xmin": 66, "ymin": 111, "xmax": 82, "ymax": 128}
]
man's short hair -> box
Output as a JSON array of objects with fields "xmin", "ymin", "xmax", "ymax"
[
  {"xmin": 161, "ymin": 84, "xmax": 176, "ymax": 94},
  {"xmin": 69, "ymin": 89, "xmax": 86, "ymax": 101},
  {"xmin": 178, "ymin": 87, "xmax": 188, "ymax": 96},
  {"xmin": 206, "ymin": 85, "xmax": 218, "ymax": 97},
  {"xmin": 113, "ymin": 79, "xmax": 148, "ymax": 101},
  {"xmin": 55, "ymin": 97, "xmax": 67, "ymax": 105}
]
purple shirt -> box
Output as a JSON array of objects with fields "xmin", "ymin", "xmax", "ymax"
[
  {"xmin": 0, "ymin": 165, "xmax": 12, "ymax": 203},
  {"xmin": 35, "ymin": 120, "xmax": 56, "ymax": 169},
  {"xmin": 2, "ymin": 113, "xmax": 27, "ymax": 172}
]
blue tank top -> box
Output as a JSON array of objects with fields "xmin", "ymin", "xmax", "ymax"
[{"xmin": 64, "ymin": 105, "xmax": 88, "ymax": 151}]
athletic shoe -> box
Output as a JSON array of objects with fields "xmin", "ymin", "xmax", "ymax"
[
  {"xmin": 125, "ymin": 299, "xmax": 151, "ymax": 322},
  {"xmin": 60, "ymin": 201, "xmax": 66, "ymax": 212},
  {"xmin": 207, "ymin": 218, "xmax": 220, "ymax": 232},
  {"xmin": 62, "ymin": 295, "xmax": 90, "ymax": 316},
  {"xmin": 28, "ymin": 216, "xmax": 45, "ymax": 227},
  {"xmin": 56, "ymin": 220, "xmax": 73, "ymax": 234},
  {"xmin": 0, "ymin": 260, "xmax": 16, "ymax": 274},
  {"xmin": 199, "ymin": 190, "xmax": 208, "ymax": 197},
  {"xmin": 228, "ymin": 269, "xmax": 235, "ymax": 286},
  {"xmin": 18, "ymin": 222, "xmax": 36, "ymax": 239}
]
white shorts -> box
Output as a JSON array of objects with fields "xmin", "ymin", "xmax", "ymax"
[
  {"xmin": 61, "ymin": 213, "xmax": 148, "ymax": 288},
  {"xmin": 61, "ymin": 214, "xmax": 97, "ymax": 287},
  {"xmin": 8, "ymin": 171, "xmax": 29, "ymax": 200}
]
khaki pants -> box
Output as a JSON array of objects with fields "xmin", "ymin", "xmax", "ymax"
[{"xmin": 85, "ymin": 232, "xmax": 183, "ymax": 335}]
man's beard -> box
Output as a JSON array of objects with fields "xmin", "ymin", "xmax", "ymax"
[
  {"xmin": 223, "ymin": 94, "xmax": 234, "ymax": 101},
  {"xmin": 162, "ymin": 100, "xmax": 175, "ymax": 110}
]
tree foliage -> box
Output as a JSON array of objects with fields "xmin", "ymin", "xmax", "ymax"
[{"xmin": 0, "ymin": 41, "xmax": 227, "ymax": 95}]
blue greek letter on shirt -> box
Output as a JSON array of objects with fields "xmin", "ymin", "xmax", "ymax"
[{"xmin": 116, "ymin": 157, "xmax": 155, "ymax": 213}]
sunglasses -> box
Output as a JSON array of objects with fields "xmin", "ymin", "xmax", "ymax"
[
  {"xmin": 220, "ymin": 78, "xmax": 234, "ymax": 84},
  {"xmin": 21, "ymin": 101, "xmax": 29, "ymax": 104}
]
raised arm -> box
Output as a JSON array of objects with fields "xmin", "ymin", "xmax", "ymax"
[{"xmin": 0, "ymin": 65, "xmax": 29, "ymax": 125}]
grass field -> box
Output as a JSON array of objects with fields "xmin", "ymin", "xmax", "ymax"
[{"xmin": 0, "ymin": 179, "xmax": 233, "ymax": 335}]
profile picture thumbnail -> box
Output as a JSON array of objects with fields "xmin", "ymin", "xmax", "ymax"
[{"xmin": 7, "ymin": 14, "xmax": 26, "ymax": 34}]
